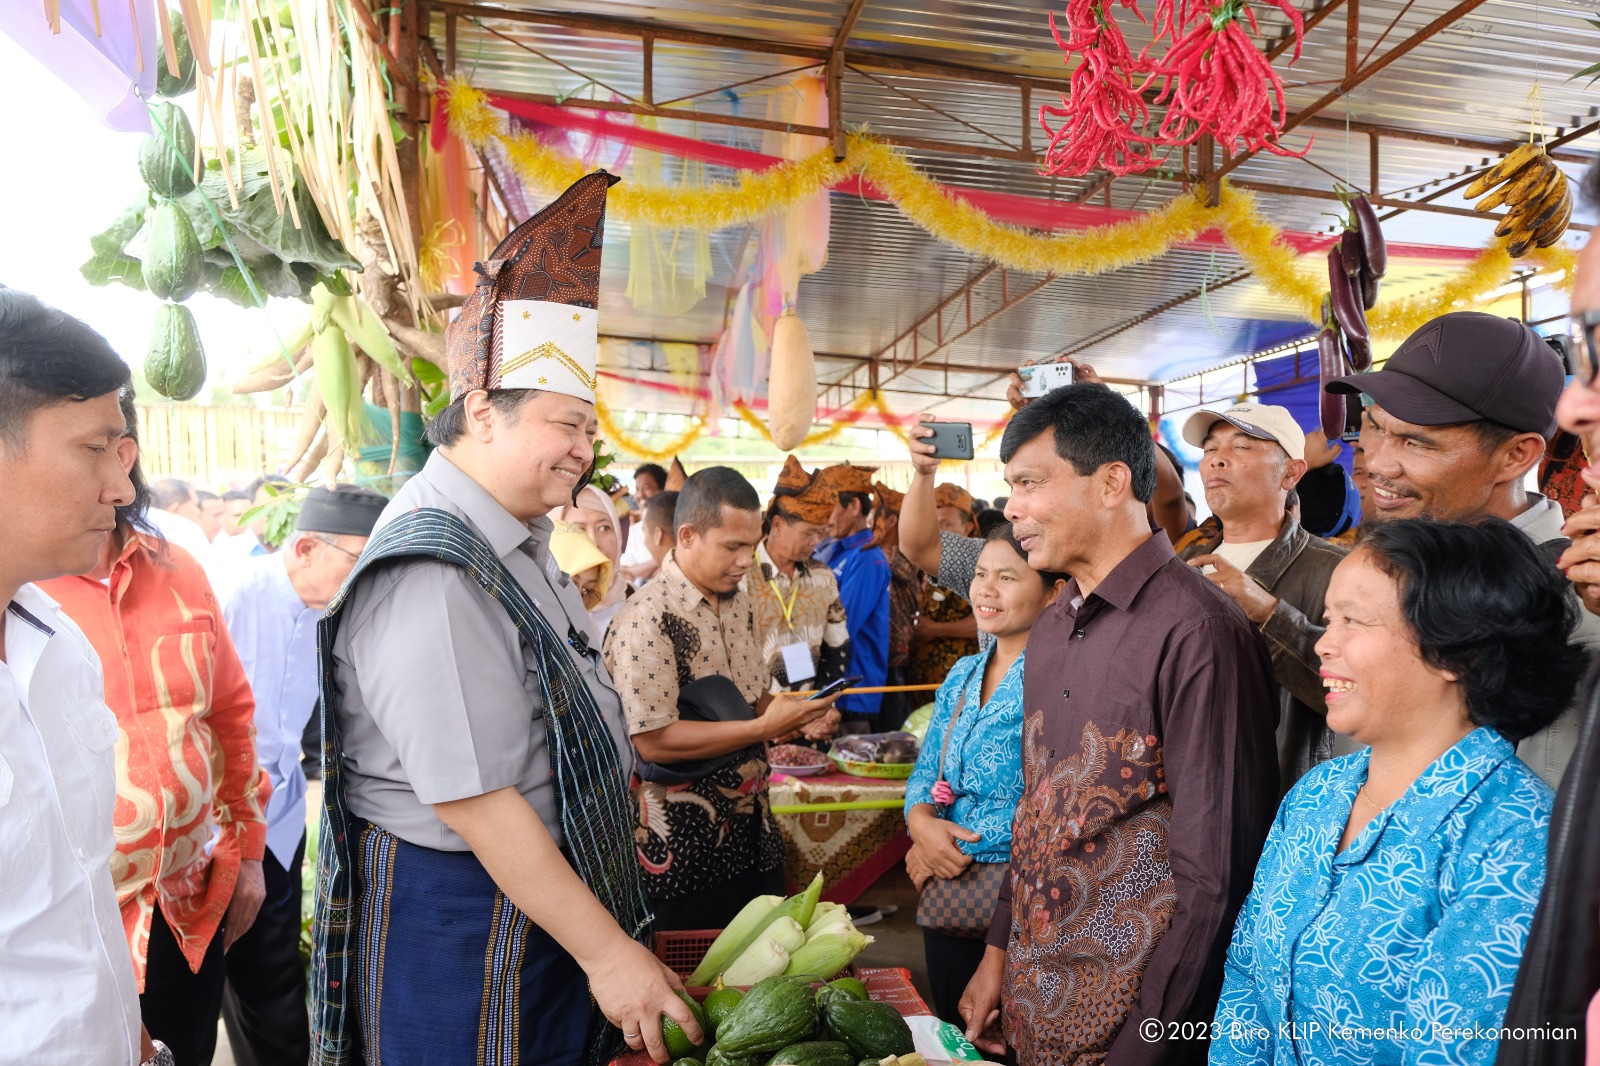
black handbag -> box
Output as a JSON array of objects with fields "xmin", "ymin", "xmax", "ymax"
[{"xmin": 635, "ymin": 674, "xmax": 765, "ymax": 785}]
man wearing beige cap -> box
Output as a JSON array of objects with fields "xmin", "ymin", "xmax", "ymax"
[{"xmin": 1179, "ymin": 401, "xmax": 1348, "ymax": 789}]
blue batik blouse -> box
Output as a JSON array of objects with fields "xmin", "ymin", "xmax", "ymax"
[
  {"xmin": 1211, "ymin": 726, "xmax": 1552, "ymax": 1066},
  {"xmin": 903, "ymin": 645, "xmax": 1026, "ymax": 863}
]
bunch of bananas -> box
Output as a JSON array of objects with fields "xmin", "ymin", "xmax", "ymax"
[{"xmin": 1465, "ymin": 142, "xmax": 1573, "ymax": 256}]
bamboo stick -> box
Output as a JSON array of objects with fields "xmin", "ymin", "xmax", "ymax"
[{"xmin": 787, "ymin": 683, "xmax": 940, "ymax": 698}]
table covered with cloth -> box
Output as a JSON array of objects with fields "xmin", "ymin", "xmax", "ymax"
[
  {"xmin": 770, "ymin": 770, "xmax": 910, "ymax": 905},
  {"xmin": 609, "ymin": 967, "xmax": 930, "ymax": 1066}
]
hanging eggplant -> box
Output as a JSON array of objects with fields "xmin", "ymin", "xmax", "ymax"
[
  {"xmin": 1327, "ymin": 247, "xmax": 1369, "ymax": 343},
  {"xmin": 1350, "ymin": 196, "xmax": 1387, "ymax": 278},
  {"xmin": 1318, "ymin": 324, "xmax": 1347, "ymax": 440}
]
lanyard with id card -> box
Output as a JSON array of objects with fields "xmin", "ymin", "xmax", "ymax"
[{"xmin": 770, "ymin": 577, "xmax": 816, "ymax": 684}]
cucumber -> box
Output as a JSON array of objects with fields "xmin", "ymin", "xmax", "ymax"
[
  {"xmin": 820, "ymin": 999, "xmax": 914, "ymax": 1059},
  {"xmin": 714, "ymin": 976, "xmax": 820, "ymax": 1056},
  {"xmin": 764, "ymin": 1040, "xmax": 855, "ymax": 1066},
  {"xmin": 663, "ymin": 989, "xmax": 709, "ymax": 1059}
]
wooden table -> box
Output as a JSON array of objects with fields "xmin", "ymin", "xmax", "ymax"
[{"xmin": 770, "ymin": 770, "xmax": 911, "ymax": 905}]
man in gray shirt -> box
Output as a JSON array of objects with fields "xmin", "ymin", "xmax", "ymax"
[{"xmin": 312, "ymin": 172, "xmax": 699, "ymax": 1066}]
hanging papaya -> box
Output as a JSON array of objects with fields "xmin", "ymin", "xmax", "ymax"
[
  {"xmin": 142, "ymin": 201, "xmax": 202, "ymax": 301},
  {"xmin": 138, "ymin": 101, "xmax": 197, "ymax": 198},
  {"xmin": 145, "ymin": 303, "xmax": 207, "ymax": 400}
]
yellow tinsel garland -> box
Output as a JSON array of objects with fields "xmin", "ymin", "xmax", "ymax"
[
  {"xmin": 595, "ymin": 398, "xmax": 708, "ymax": 462},
  {"xmin": 447, "ymin": 79, "xmax": 1576, "ymax": 346}
]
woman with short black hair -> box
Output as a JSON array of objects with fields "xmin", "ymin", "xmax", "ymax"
[{"xmin": 1212, "ymin": 518, "xmax": 1588, "ymax": 1066}]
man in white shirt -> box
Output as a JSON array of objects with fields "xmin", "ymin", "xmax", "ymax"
[
  {"xmin": 146, "ymin": 478, "xmax": 214, "ymax": 560},
  {"xmin": 0, "ymin": 288, "xmax": 166, "ymax": 1066},
  {"xmin": 618, "ymin": 463, "xmax": 669, "ymax": 584},
  {"xmin": 220, "ymin": 485, "xmax": 385, "ymax": 1066}
]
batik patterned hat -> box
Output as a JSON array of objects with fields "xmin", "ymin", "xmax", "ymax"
[
  {"xmin": 445, "ymin": 170, "xmax": 618, "ymax": 403},
  {"xmin": 770, "ymin": 455, "xmax": 833, "ymax": 525},
  {"xmin": 815, "ymin": 462, "xmax": 878, "ymax": 499},
  {"xmin": 872, "ymin": 481, "xmax": 905, "ymax": 516},
  {"xmin": 934, "ymin": 483, "xmax": 975, "ymax": 517}
]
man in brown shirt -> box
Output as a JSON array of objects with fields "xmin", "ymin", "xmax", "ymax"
[
  {"xmin": 604, "ymin": 466, "xmax": 836, "ymax": 930},
  {"xmin": 958, "ymin": 383, "xmax": 1278, "ymax": 1065}
]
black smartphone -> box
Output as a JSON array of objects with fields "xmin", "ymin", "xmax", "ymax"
[
  {"xmin": 809, "ymin": 675, "xmax": 864, "ymax": 701},
  {"xmin": 919, "ymin": 421, "xmax": 974, "ymax": 460}
]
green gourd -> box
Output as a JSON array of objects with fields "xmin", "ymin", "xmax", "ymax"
[
  {"xmin": 763, "ymin": 1040, "xmax": 855, "ymax": 1066},
  {"xmin": 713, "ymin": 976, "xmax": 820, "ymax": 1056},
  {"xmin": 145, "ymin": 303, "xmax": 207, "ymax": 400},
  {"xmin": 142, "ymin": 201, "xmax": 202, "ymax": 301},
  {"xmin": 819, "ymin": 999, "xmax": 914, "ymax": 1059},
  {"xmin": 155, "ymin": 10, "xmax": 197, "ymax": 98},
  {"xmin": 138, "ymin": 101, "xmax": 197, "ymax": 198}
]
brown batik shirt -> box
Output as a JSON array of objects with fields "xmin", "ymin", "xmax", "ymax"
[
  {"xmin": 603, "ymin": 553, "xmax": 781, "ymax": 900},
  {"xmin": 985, "ymin": 533, "xmax": 1278, "ymax": 1066}
]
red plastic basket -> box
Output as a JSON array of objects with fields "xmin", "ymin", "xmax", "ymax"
[{"xmin": 653, "ymin": 929, "xmax": 721, "ymax": 985}]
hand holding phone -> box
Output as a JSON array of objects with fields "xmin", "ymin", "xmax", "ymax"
[
  {"xmin": 918, "ymin": 421, "xmax": 974, "ymax": 461},
  {"xmin": 809, "ymin": 675, "xmax": 864, "ymax": 701}
]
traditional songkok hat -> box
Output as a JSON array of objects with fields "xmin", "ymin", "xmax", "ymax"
[
  {"xmin": 871, "ymin": 481, "xmax": 904, "ymax": 547},
  {"xmin": 445, "ymin": 170, "xmax": 618, "ymax": 403},
  {"xmin": 769, "ymin": 455, "xmax": 833, "ymax": 525},
  {"xmin": 815, "ymin": 462, "xmax": 878, "ymax": 500},
  {"xmin": 664, "ymin": 457, "xmax": 688, "ymax": 491},
  {"xmin": 295, "ymin": 485, "xmax": 387, "ymax": 537},
  {"xmin": 934, "ymin": 483, "xmax": 976, "ymax": 518},
  {"xmin": 872, "ymin": 481, "xmax": 904, "ymax": 516}
]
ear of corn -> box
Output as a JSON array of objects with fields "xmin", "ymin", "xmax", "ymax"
[
  {"xmin": 721, "ymin": 938, "xmax": 791, "ymax": 986},
  {"xmin": 783, "ymin": 929, "xmax": 873, "ymax": 981},
  {"xmin": 752, "ymin": 917, "xmax": 806, "ymax": 955},
  {"xmin": 330, "ymin": 293, "xmax": 413, "ymax": 385},
  {"xmin": 806, "ymin": 902, "xmax": 847, "ymax": 932},
  {"xmin": 687, "ymin": 894, "xmax": 784, "ymax": 986}
]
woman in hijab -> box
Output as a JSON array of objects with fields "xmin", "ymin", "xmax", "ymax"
[{"xmin": 554, "ymin": 484, "xmax": 629, "ymax": 637}]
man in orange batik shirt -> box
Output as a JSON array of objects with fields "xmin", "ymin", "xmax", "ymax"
[{"xmin": 42, "ymin": 392, "xmax": 269, "ymax": 1066}]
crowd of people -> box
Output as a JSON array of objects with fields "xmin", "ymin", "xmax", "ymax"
[{"xmin": 4, "ymin": 166, "xmax": 1600, "ymax": 1066}]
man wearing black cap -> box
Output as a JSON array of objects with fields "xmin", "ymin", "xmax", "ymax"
[
  {"xmin": 1327, "ymin": 309, "xmax": 1600, "ymax": 785},
  {"xmin": 218, "ymin": 485, "xmax": 385, "ymax": 1066}
]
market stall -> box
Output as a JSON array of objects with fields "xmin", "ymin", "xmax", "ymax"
[{"xmin": 771, "ymin": 770, "xmax": 912, "ymax": 906}]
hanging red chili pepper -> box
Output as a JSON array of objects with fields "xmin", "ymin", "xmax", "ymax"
[
  {"xmin": 1038, "ymin": 0, "xmax": 1165, "ymax": 177},
  {"xmin": 1147, "ymin": 0, "xmax": 1309, "ymax": 156}
]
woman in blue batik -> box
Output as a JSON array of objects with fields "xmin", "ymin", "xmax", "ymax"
[
  {"xmin": 904, "ymin": 522, "xmax": 1066, "ymax": 1026},
  {"xmin": 1211, "ymin": 519, "xmax": 1589, "ymax": 1066}
]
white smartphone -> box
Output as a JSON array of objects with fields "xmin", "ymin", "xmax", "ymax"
[{"xmin": 1019, "ymin": 362, "xmax": 1075, "ymax": 398}]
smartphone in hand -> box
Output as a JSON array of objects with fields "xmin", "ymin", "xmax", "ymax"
[
  {"xmin": 919, "ymin": 421, "xmax": 974, "ymax": 461},
  {"xmin": 809, "ymin": 675, "xmax": 864, "ymax": 701}
]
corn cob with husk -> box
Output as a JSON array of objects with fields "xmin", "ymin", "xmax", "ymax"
[
  {"xmin": 720, "ymin": 938, "xmax": 790, "ymax": 986},
  {"xmin": 783, "ymin": 928, "xmax": 874, "ymax": 980},
  {"xmin": 687, "ymin": 894, "xmax": 783, "ymax": 987}
]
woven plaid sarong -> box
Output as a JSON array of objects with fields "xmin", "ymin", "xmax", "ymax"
[{"xmin": 309, "ymin": 508, "xmax": 650, "ymax": 1066}]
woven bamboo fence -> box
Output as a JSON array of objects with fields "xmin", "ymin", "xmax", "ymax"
[{"xmin": 136, "ymin": 403, "xmax": 303, "ymax": 488}]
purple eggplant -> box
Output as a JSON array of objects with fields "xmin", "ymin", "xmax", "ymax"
[
  {"xmin": 1328, "ymin": 248, "xmax": 1370, "ymax": 342},
  {"xmin": 1360, "ymin": 265, "xmax": 1379, "ymax": 310},
  {"xmin": 1351, "ymin": 196, "xmax": 1387, "ymax": 278},
  {"xmin": 1340, "ymin": 230, "xmax": 1363, "ymax": 277},
  {"xmin": 1347, "ymin": 332, "xmax": 1372, "ymax": 372},
  {"xmin": 1319, "ymin": 327, "xmax": 1346, "ymax": 439}
]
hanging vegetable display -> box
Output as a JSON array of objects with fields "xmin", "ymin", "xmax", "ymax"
[
  {"xmin": 1464, "ymin": 142, "xmax": 1575, "ymax": 256},
  {"xmin": 1318, "ymin": 192, "xmax": 1387, "ymax": 435},
  {"xmin": 1038, "ymin": 0, "xmax": 1161, "ymax": 176},
  {"xmin": 1148, "ymin": 0, "xmax": 1307, "ymax": 155},
  {"xmin": 1038, "ymin": 0, "xmax": 1307, "ymax": 176}
]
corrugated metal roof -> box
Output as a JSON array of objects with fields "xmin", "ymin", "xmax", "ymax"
[{"xmin": 431, "ymin": 0, "xmax": 1600, "ymax": 418}]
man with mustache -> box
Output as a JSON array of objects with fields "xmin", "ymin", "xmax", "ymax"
[{"xmin": 1324, "ymin": 312, "xmax": 1600, "ymax": 786}]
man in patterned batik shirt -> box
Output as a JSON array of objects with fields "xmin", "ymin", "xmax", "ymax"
[
  {"xmin": 747, "ymin": 456, "xmax": 850, "ymax": 703},
  {"xmin": 605, "ymin": 467, "xmax": 838, "ymax": 930},
  {"xmin": 957, "ymin": 383, "xmax": 1278, "ymax": 1066}
]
